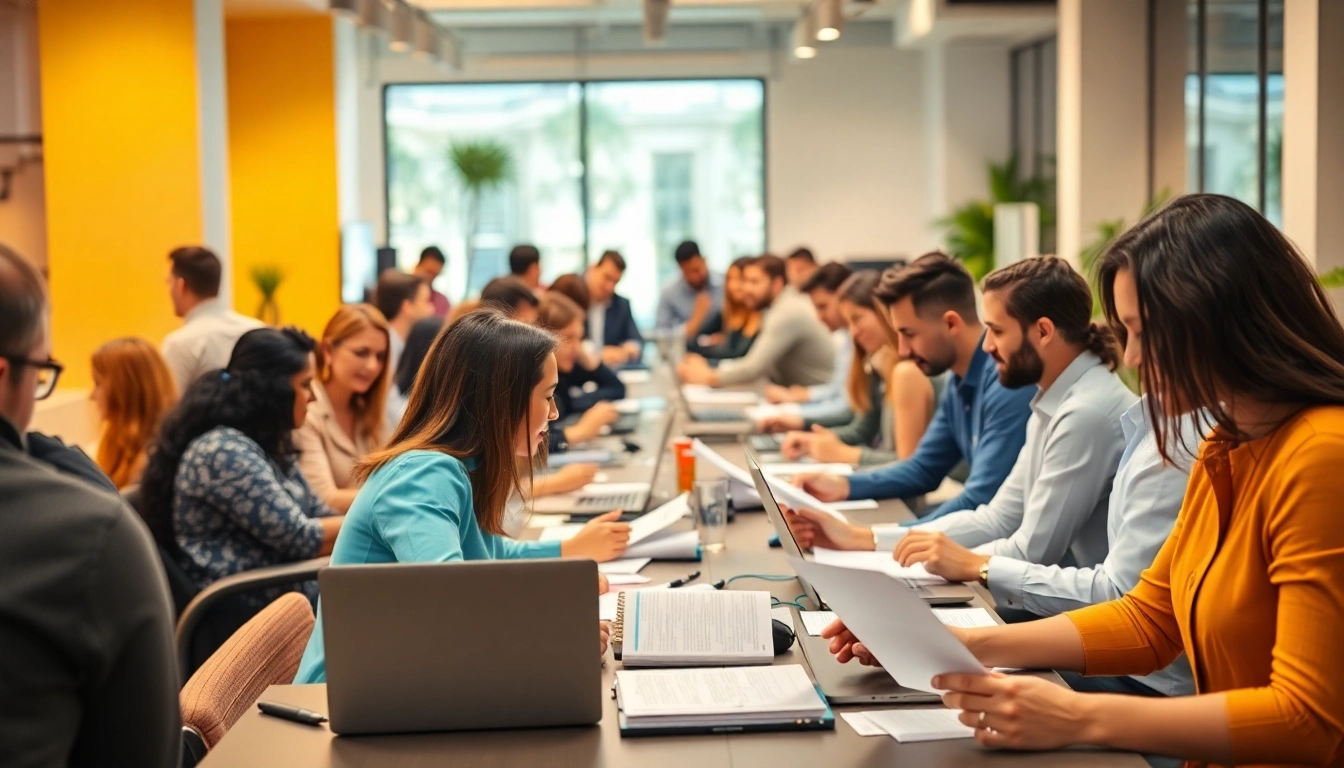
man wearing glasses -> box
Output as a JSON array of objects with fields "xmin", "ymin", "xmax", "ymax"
[{"xmin": 0, "ymin": 244, "xmax": 181, "ymax": 767}]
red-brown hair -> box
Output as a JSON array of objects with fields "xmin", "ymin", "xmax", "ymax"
[
  {"xmin": 92, "ymin": 338, "xmax": 177, "ymax": 488},
  {"xmin": 316, "ymin": 303, "xmax": 391, "ymax": 445}
]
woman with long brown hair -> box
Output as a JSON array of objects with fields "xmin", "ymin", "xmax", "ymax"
[
  {"xmin": 295, "ymin": 304, "xmax": 391, "ymax": 513},
  {"xmin": 687, "ymin": 256, "xmax": 761, "ymax": 359},
  {"xmin": 293, "ymin": 309, "xmax": 625, "ymax": 684},
  {"xmin": 825, "ymin": 194, "xmax": 1344, "ymax": 766},
  {"xmin": 91, "ymin": 337, "xmax": 177, "ymax": 488}
]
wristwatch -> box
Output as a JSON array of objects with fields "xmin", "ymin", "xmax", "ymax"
[{"xmin": 978, "ymin": 559, "xmax": 991, "ymax": 586}]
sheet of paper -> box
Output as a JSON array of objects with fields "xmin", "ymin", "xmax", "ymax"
[
  {"xmin": 604, "ymin": 574, "xmax": 651, "ymax": 586},
  {"xmin": 538, "ymin": 524, "xmax": 581, "ymax": 542},
  {"xmin": 861, "ymin": 708, "xmax": 976, "ymax": 743},
  {"xmin": 616, "ymin": 664, "xmax": 821, "ymax": 717},
  {"xmin": 761, "ymin": 462, "xmax": 855, "ymax": 477},
  {"xmin": 759, "ymin": 470, "xmax": 849, "ymax": 522},
  {"xmin": 770, "ymin": 605, "xmax": 794, "ymax": 632},
  {"xmin": 681, "ymin": 385, "xmax": 759, "ymax": 406},
  {"xmin": 546, "ymin": 449, "xmax": 613, "ymax": 467},
  {"xmin": 600, "ymin": 581, "xmax": 717, "ymax": 621},
  {"xmin": 811, "ymin": 548, "xmax": 947, "ymax": 584},
  {"xmin": 617, "ymin": 369, "xmax": 652, "ymax": 385},
  {"xmin": 744, "ymin": 403, "xmax": 801, "ymax": 422},
  {"xmin": 625, "ymin": 529, "xmax": 700, "ymax": 560},
  {"xmin": 525, "ymin": 513, "xmax": 571, "ymax": 529},
  {"xmin": 628, "ymin": 492, "xmax": 689, "ymax": 546},
  {"xmin": 787, "ymin": 557, "xmax": 986, "ymax": 693},
  {"xmin": 799, "ymin": 610, "xmax": 839, "ymax": 636},
  {"xmin": 933, "ymin": 607, "xmax": 998, "ymax": 628},
  {"xmin": 598, "ymin": 558, "xmax": 651, "ymax": 575},
  {"xmin": 626, "ymin": 590, "xmax": 772, "ymax": 661},
  {"xmin": 690, "ymin": 439, "xmax": 756, "ymax": 486},
  {"xmin": 825, "ymin": 499, "xmax": 880, "ymax": 512},
  {"xmin": 613, "ymin": 399, "xmax": 642, "ymax": 414},
  {"xmin": 576, "ymin": 481, "xmax": 650, "ymax": 495},
  {"xmin": 840, "ymin": 711, "xmax": 887, "ymax": 737}
]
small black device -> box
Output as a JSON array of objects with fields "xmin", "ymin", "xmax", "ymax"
[
  {"xmin": 257, "ymin": 701, "xmax": 327, "ymax": 726},
  {"xmin": 748, "ymin": 434, "xmax": 785, "ymax": 454},
  {"xmin": 771, "ymin": 619, "xmax": 796, "ymax": 655},
  {"xmin": 621, "ymin": 439, "xmax": 641, "ymax": 453}
]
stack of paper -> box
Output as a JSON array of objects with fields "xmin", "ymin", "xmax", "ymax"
[
  {"xmin": 810, "ymin": 548, "xmax": 948, "ymax": 585},
  {"xmin": 760, "ymin": 462, "xmax": 854, "ymax": 477},
  {"xmin": 599, "ymin": 582, "xmax": 716, "ymax": 622},
  {"xmin": 615, "ymin": 665, "xmax": 831, "ymax": 736},
  {"xmin": 540, "ymin": 494, "xmax": 700, "ymax": 561},
  {"xmin": 681, "ymin": 385, "xmax": 759, "ymax": 406},
  {"xmin": 841, "ymin": 709, "xmax": 975, "ymax": 742},
  {"xmin": 744, "ymin": 402, "xmax": 801, "ymax": 422},
  {"xmin": 619, "ymin": 590, "xmax": 774, "ymax": 667},
  {"xmin": 933, "ymin": 607, "xmax": 998, "ymax": 628}
]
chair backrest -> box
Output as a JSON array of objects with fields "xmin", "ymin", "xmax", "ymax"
[{"xmin": 180, "ymin": 592, "xmax": 315, "ymax": 751}]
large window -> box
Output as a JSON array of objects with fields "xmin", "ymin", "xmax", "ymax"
[
  {"xmin": 385, "ymin": 79, "xmax": 766, "ymax": 325},
  {"xmin": 1186, "ymin": 0, "xmax": 1283, "ymax": 223}
]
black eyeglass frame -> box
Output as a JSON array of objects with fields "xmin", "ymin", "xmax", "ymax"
[{"xmin": 2, "ymin": 356, "xmax": 64, "ymax": 400}]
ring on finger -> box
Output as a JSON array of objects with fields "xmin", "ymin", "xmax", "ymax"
[{"xmin": 978, "ymin": 710, "xmax": 988, "ymax": 728}]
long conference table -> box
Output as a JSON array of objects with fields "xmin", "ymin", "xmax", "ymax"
[{"xmin": 200, "ymin": 370, "xmax": 1147, "ymax": 767}]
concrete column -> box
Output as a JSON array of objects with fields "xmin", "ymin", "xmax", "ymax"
[{"xmin": 195, "ymin": 0, "xmax": 233, "ymax": 302}]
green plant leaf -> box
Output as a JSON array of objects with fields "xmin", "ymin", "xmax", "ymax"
[
  {"xmin": 448, "ymin": 140, "xmax": 513, "ymax": 192},
  {"xmin": 1319, "ymin": 267, "xmax": 1344, "ymax": 290},
  {"xmin": 249, "ymin": 265, "xmax": 284, "ymax": 298}
]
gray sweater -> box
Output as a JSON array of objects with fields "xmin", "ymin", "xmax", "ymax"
[{"xmin": 715, "ymin": 288, "xmax": 834, "ymax": 387}]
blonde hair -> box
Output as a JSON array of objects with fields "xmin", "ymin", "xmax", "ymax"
[
  {"xmin": 316, "ymin": 304, "xmax": 391, "ymax": 445},
  {"xmin": 92, "ymin": 338, "xmax": 177, "ymax": 488}
]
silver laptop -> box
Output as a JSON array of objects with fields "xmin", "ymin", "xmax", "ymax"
[
  {"xmin": 792, "ymin": 609, "xmax": 941, "ymax": 705},
  {"xmin": 530, "ymin": 411, "xmax": 674, "ymax": 518},
  {"xmin": 319, "ymin": 560, "xmax": 603, "ymax": 735},
  {"xmin": 745, "ymin": 452, "xmax": 975, "ymax": 607}
]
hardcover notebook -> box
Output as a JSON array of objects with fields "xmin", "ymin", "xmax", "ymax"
[
  {"xmin": 614, "ymin": 665, "xmax": 834, "ymax": 737},
  {"xmin": 611, "ymin": 590, "xmax": 773, "ymax": 667}
]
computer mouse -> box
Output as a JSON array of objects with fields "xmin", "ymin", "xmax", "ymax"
[
  {"xmin": 772, "ymin": 619, "xmax": 796, "ymax": 655},
  {"xmin": 767, "ymin": 533, "xmax": 781, "ymax": 548},
  {"xmin": 622, "ymin": 439, "xmax": 641, "ymax": 453}
]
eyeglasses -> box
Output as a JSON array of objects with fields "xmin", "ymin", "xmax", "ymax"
[{"xmin": 3, "ymin": 356, "xmax": 64, "ymax": 401}]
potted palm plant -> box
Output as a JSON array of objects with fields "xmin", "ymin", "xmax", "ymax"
[
  {"xmin": 448, "ymin": 140, "xmax": 513, "ymax": 292},
  {"xmin": 936, "ymin": 154, "xmax": 1055, "ymax": 282},
  {"xmin": 250, "ymin": 264, "xmax": 284, "ymax": 325}
]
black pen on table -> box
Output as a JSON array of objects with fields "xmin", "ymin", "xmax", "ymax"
[
  {"xmin": 258, "ymin": 701, "xmax": 327, "ymax": 726},
  {"xmin": 668, "ymin": 570, "xmax": 701, "ymax": 588}
]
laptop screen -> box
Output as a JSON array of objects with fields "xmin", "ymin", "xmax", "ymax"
[{"xmin": 744, "ymin": 450, "xmax": 824, "ymax": 610}]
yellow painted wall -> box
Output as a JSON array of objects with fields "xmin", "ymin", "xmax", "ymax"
[
  {"xmin": 38, "ymin": 0, "xmax": 204, "ymax": 387},
  {"xmin": 226, "ymin": 16, "xmax": 340, "ymax": 338}
]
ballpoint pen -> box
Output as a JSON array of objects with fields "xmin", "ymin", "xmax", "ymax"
[
  {"xmin": 257, "ymin": 701, "xmax": 327, "ymax": 726},
  {"xmin": 668, "ymin": 570, "xmax": 701, "ymax": 588}
]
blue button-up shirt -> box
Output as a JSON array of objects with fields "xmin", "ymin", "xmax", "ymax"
[
  {"xmin": 655, "ymin": 273, "xmax": 724, "ymax": 331},
  {"xmin": 846, "ymin": 337, "xmax": 1035, "ymax": 518}
]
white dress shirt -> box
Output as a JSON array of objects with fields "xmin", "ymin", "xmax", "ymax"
[
  {"xmin": 874, "ymin": 352, "xmax": 1137, "ymax": 568},
  {"xmin": 588, "ymin": 300, "xmax": 607, "ymax": 350},
  {"xmin": 798, "ymin": 329, "xmax": 853, "ymax": 422},
  {"xmin": 160, "ymin": 298, "xmax": 264, "ymax": 393},
  {"xmin": 983, "ymin": 397, "xmax": 1200, "ymax": 697}
]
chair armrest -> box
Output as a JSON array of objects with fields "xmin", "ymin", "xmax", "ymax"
[{"xmin": 175, "ymin": 558, "xmax": 328, "ymax": 677}]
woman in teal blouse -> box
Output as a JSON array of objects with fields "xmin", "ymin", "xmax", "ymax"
[{"xmin": 296, "ymin": 310, "xmax": 621, "ymax": 684}]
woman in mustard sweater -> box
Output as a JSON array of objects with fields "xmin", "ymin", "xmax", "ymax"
[{"xmin": 822, "ymin": 194, "xmax": 1344, "ymax": 767}]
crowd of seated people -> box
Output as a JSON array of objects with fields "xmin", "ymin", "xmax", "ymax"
[{"xmin": 7, "ymin": 194, "xmax": 1344, "ymax": 767}]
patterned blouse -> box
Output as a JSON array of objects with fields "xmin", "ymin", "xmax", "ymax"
[{"xmin": 173, "ymin": 426, "xmax": 333, "ymax": 609}]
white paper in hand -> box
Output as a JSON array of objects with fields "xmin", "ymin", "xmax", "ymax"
[
  {"xmin": 760, "ymin": 470, "xmax": 849, "ymax": 522},
  {"xmin": 786, "ymin": 557, "xmax": 985, "ymax": 693},
  {"xmin": 628, "ymin": 493, "xmax": 689, "ymax": 546},
  {"xmin": 689, "ymin": 439, "xmax": 755, "ymax": 487}
]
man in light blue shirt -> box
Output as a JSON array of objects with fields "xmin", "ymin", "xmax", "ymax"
[
  {"xmin": 654, "ymin": 240, "xmax": 723, "ymax": 332},
  {"xmin": 793, "ymin": 253, "xmax": 1035, "ymax": 518}
]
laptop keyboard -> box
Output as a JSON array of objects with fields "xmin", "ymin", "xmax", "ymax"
[
  {"xmin": 694, "ymin": 407, "xmax": 746, "ymax": 422},
  {"xmin": 576, "ymin": 492, "xmax": 644, "ymax": 511}
]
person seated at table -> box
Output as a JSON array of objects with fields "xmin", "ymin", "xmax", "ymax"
[
  {"xmin": 388, "ymin": 315, "xmax": 445, "ymax": 428},
  {"xmin": 536, "ymin": 293, "xmax": 624, "ymax": 452},
  {"xmin": 294, "ymin": 309, "xmax": 628, "ymax": 684},
  {"xmin": 790, "ymin": 253, "xmax": 1035, "ymax": 520},
  {"xmin": 776, "ymin": 270, "xmax": 937, "ymax": 466},
  {"xmin": 91, "ymin": 337, "xmax": 178, "ymax": 489},
  {"xmin": 413, "ymin": 246, "xmax": 450, "ymax": 318},
  {"xmin": 509, "ymin": 244, "xmax": 545, "ymax": 293},
  {"xmin": 585, "ymin": 250, "xmax": 644, "ymax": 367},
  {"xmin": 139, "ymin": 327, "xmax": 343, "ymax": 611},
  {"xmin": 545, "ymin": 273, "xmax": 603, "ymax": 372},
  {"xmin": 825, "ymin": 195, "xmax": 1344, "ymax": 767},
  {"xmin": 656, "ymin": 240, "xmax": 723, "ymax": 334},
  {"xmin": 374, "ymin": 269, "xmax": 434, "ymax": 376},
  {"xmin": 295, "ymin": 304, "xmax": 391, "ymax": 513},
  {"xmin": 481, "ymin": 275, "xmax": 541, "ymax": 324},
  {"xmin": 786, "ymin": 256, "xmax": 1134, "ymax": 573},
  {"xmin": 785, "ymin": 246, "xmax": 819, "ymax": 289},
  {"xmin": 760, "ymin": 261, "xmax": 855, "ymax": 426},
  {"xmin": 678, "ymin": 254, "xmax": 833, "ymax": 388},
  {"xmin": 686, "ymin": 256, "xmax": 762, "ymax": 361}
]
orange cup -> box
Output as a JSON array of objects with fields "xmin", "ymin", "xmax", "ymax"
[{"xmin": 673, "ymin": 438, "xmax": 695, "ymax": 493}]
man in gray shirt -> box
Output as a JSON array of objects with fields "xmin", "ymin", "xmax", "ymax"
[
  {"xmin": 655, "ymin": 240, "xmax": 723, "ymax": 333},
  {"xmin": 0, "ymin": 244, "xmax": 180, "ymax": 768},
  {"xmin": 677, "ymin": 254, "xmax": 834, "ymax": 388}
]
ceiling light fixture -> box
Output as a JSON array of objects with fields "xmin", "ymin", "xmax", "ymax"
[
  {"xmin": 792, "ymin": 14, "xmax": 817, "ymax": 59},
  {"xmin": 644, "ymin": 0, "xmax": 670, "ymax": 46},
  {"xmin": 411, "ymin": 12, "xmax": 439, "ymax": 61},
  {"xmin": 357, "ymin": 0, "xmax": 387, "ymax": 32},
  {"xmin": 814, "ymin": 0, "xmax": 843, "ymax": 41},
  {"xmin": 388, "ymin": 1, "xmax": 414, "ymax": 52},
  {"xmin": 328, "ymin": 0, "xmax": 359, "ymax": 16}
]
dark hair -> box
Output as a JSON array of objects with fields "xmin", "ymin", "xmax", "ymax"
[
  {"xmin": 788, "ymin": 247, "xmax": 816, "ymax": 264},
  {"xmin": 419, "ymin": 246, "xmax": 446, "ymax": 265},
  {"xmin": 674, "ymin": 241, "xmax": 701, "ymax": 264},
  {"xmin": 537, "ymin": 292, "xmax": 585, "ymax": 334},
  {"xmin": 357, "ymin": 310, "xmax": 558, "ymax": 536},
  {"xmin": 0, "ymin": 243, "xmax": 47, "ymax": 363},
  {"xmin": 509, "ymin": 245, "xmax": 541, "ymax": 276},
  {"xmin": 1099, "ymin": 193, "xmax": 1344, "ymax": 462},
  {"xmin": 746, "ymin": 254, "xmax": 787, "ymax": 283},
  {"xmin": 874, "ymin": 251, "xmax": 978, "ymax": 321},
  {"xmin": 169, "ymin": 246, "xmax": 222, "ymax": 298},
  {"xmin": 374, "ymin": 270, "xmax": 427, "ymax": 323},
  {"xmin": 396, "ymin": 316, "xmax": 446, "ymax": 396},
  {"xmin": 548, "ymin": 273, "xmax": 590, "ymax": 311},
  {"xmin": 139, "ymin": 327, "xmax": 316, "ymax": 552},
  {"xmin": 597, "ymin": 250, "xmax": 627, "ymax": 272},
  {"xmin": 481, "ymin": 276, "xmax": 540, "ymax": 314},
  {"xmin": 983, "ymin": 256, "xmax": 1120, "ymax": 371},
  {"xmin": 800, "ymin": 261, "xmax": 853, "ymax": 294},
  {"xmin": 837, "ymin": 270, "xmax": 888, "ymax": 413}
]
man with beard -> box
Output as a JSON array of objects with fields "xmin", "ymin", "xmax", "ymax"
[
  {"xmin": 677, "ymin": 254, "xmax": 834, "ymax": 387},
  {"xmin": 787, "ymin": 256, "xmax": 1137, "ymax": 588},
  {"xmin": 791, "ymin": 253, "xmax": 1036, "ymax": 518}
]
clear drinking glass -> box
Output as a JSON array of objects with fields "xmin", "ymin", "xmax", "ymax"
[{"xmin": 692, "ymin": 478, "xmax": 729, "ymax": 553}]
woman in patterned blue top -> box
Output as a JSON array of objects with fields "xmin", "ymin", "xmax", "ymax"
[
  {"xmin": 139, "ymin": 327, "xmax": 343, "ymax": 611},
  {"xmin": 296, "ymin": 309, "xmax": 617, "ymax": 683}
]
